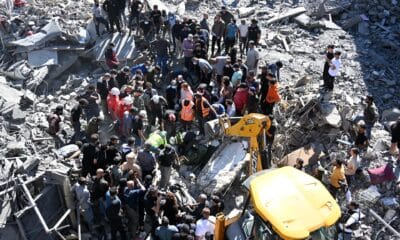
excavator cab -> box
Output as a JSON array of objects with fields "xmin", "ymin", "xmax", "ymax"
[{"xmin": 215, "ymin": 167, "xmax": 341, "ymax": 240}]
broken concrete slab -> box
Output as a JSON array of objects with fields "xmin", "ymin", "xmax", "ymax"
[
  {"xmin": 295, "ymin": 75, "xmax": 312, "ymax": 87},
  {"xmin": 197, "ymin": 140, "xmax": 248, "ymax": 195},
  {"xmin": 277, "ymin": 143, "xmax": 325, "ymax": 167},
  {"xmin": 237, "ymin": 7, "xmax": 255, "ymax": 18},
  {"xmin": 9, "ymin": 19, "xmax": 63, "ymax": 51},
  {"xmin": 319, "ymin": 103, "xmax": 342, "ymax": 128},
  {"xmin": 11, "ymin": 107, "xmax": 26, "ymax": 123},
  {"xmin": 294, "ymin": 13, "xmax": 312, "ymax": 28},
  {"xmin": 266, "ymin": 7, "xmax": 307, "ymax": 25},
  {"xmin": 27, "ymin": 50, "xmax": 58, "ymax": 67}
]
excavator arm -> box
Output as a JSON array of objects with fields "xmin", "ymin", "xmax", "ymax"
[{"xmin": 218, "ymin": 113, "xmax": 271, "ymax": 175}]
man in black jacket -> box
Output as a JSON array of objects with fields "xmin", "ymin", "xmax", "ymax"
[
  {"xmin": 103, "ymin": 0, "xmax": 122, "ymax": 33},
  {"xmin": 71, "ymin": 99, "xmax": 88, "ymax": 143},
  {"xmin": 106, "ymin": 187, "xmax": 127, "ymax": 240}
]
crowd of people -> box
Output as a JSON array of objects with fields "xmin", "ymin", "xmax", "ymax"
[{"xmin": 42, "ymin": 1, "xmax": 400, "ymax": 240}]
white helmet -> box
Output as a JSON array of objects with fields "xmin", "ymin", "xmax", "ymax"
[
  {"xmin": 110, "ymin": 87, "xmax": 120, "ymax": 96},
  {"xmin": 152, "ymin": 95, "xmax": 160, "ymax": 104},
  {"xmin": 123, "ymin": 96, "xmax": 133, "ymax": 105}
]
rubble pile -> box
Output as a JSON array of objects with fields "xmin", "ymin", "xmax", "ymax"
[{"xmin": 0, "ymin": 0, "xmax": 399, "ymax": 239}]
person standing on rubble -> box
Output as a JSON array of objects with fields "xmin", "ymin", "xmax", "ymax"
[
  {"xmin": 268, "ymin": 61, "xmax": 283, "ymax": 82},
  {"xmin": 103, "ymin": 0, "xmax": 122, "ymax": 33},
  {"xmin": 151, "ymin": 34, "xmax": 171, "ymax": 76},
  {"xmin": 326, "ymin": 50, "xmax": 342, "ymax": 91},
  {"xmin": 128, "ymin": 0, "xmax": 143, "ymax": 36},
  {"xmin": 158, "ymin": 144, "xmax": 178, "ymax": 189},
  {"xmin": 246, "ymin": 40, "xmax": 260, "ymax": 75},
  {"xmin": 91, "ymin": 168, "xmax": 109, "ymax": 225},
  {"xmin": 80, "ymin": 133, "xmax": 100, "ymax": 177},
  {"xmin": 238, "ymin": 19, "xmax": 248, "ymax": 57},
  {"xmin": 71, "ymin": 99, "xmax": 88, "ymax": 143},
  {"xmin": 211, "ymin": 14, "xmax": 225, "ymax": 57},
  {"xmin": 247, "ymin": 19, "xmax": 261, "ymax": 48},
  {"xmin": 80, "ymin": 85, "xmax": 100, "ymax": 122},
  {"xmin": 194, "ymin": 92, "xmax": 217, "ymax": 135},
  {"xmin": 124, "ymin": 179, "xmax": 146, "ymax": 239},
  {"xmin": 224, "ymin": 19, "xmax": 238, "ymax": 55},
  {"xmin": 93, "ymin": 0, "xmax": 110, "ymax": 36},
  {"xmin": 47, "ymin": 105, "xmax": 65, "ymax": 148},
  {"xmin": 264, "ymin": 76, "xmax": 281, "ymax": 115},
  {"xmin": 390, "ymin": 117, "xmax": 400, "ymax": 163},
  {"xmin": 116, "ymin": 66, "xmax": 130, "ymax": 87},
  {"xmin": 72, "ymin": 177, "xmax": 94, "ymax": 231},
  {"xmin": 106, "ymin": 186, "xmax": 127, "ymax": 240},
  {"xmin": 150, "ymin": 5, "xmax": 162, "ymax": 35},
  {"xmin": 329, "ymin": 159, "xmax": 347, "ymax": 199},
  {"xmin": 322, "ymin": 45, "xmax": 334, "ymax": 90},
  {"xmin": 105, "ymin": 43, "xmax": 120, "ymax": 69},
  {"xmin": 363, "ymin": 95, "xmax": 379, "ymax": 140}
]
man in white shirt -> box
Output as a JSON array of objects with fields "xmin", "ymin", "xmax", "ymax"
[
  {"xmin": 195, "ymin": 208, "xmax": 215, "ymax": 240},
  {"xmin": 246, "ymin": 40, "xmax": 260, "ymax": 75},
  {"xmin": 327, "ymin": 51, "xmax": 342, "ymax": 91},
  {"xmin": 238, "ymin": 19, "xmax": 248, "ymax": 56},
  {"xmin": 92, "ymin": 0, "xmax": 110, "ymax": 36}
]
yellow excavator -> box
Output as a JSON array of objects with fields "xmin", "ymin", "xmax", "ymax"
[
  {"xmin": 205, "ymin": 113, "xmax": 340, "ymax": 239},
  {"xmin": 214, "ymin": 166, "xmax": 341, "ymax": 240},
  {"xmin": 216, "ymin": 113, "xmax": 272, "ymax": 174}
]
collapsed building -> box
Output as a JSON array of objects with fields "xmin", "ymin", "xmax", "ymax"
[{"xmin": 0, "ymin": 0, "xmax": 399, "ymax": 239}]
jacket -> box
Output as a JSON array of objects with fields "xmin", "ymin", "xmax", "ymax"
[{"xmin": 266, "ymin": 83, "xmax": 281, "ymax": 104}]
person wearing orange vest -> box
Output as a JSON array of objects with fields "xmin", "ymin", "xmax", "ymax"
[
  {"xmin": 194, "ymin": 92, "xmax": 217, "ymax": 135},
  {"xmin": 180, "ymin": 99, "xmax": 195, "ymax": 131},
  {"xmin": 107, "ymin": 87, "xmax": 121, "ymax": 121},
  {"xmin": 265, "ymin": 78, "xmax": 281, "ymax": 115}
]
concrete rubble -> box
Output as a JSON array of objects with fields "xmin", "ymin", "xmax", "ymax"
[{"xmin": 0, "ymin": 0, "xmax": 399, "ymax": 239}]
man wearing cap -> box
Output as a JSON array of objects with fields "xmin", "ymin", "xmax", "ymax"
[
  {"xmin": 211, "ymin": 15, "xmax": 225, "ymax": 56},
  {"xmin": 247, "ymin": 19, "xmax": 261, "ymax": 48},
  {"xmin": 246, "ymin": 40, "xmax": 260, "ymax": 75},
  {"xmin": 363, "ymin": 95, "xmax": 379, "ymax": 139},
  {"xmin": 182, "ymin": 34, "xmax": 195, "ymax": 70},
  {"xmin": 224, "ymin": 19, "xmax": 238, "ymax": 54},
  {"xmin": 194, "ymin": 92, "xmax": 217, "ymax": 135}
]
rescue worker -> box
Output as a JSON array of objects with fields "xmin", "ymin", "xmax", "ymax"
[
  {"xmin": 265, "ymin": 76, "xmax": 281, "ymax": 115},
  {"xmin": 107, "ymin": 87, "xmax": 120, "ymax": 121},
  {"xmin": 180, "ymin": 98, "xmax": 195, "ymax": 131},
  {"xmin": 194, "ymin": 92, "xmax": 217, "ymax": 135},
  {"xmin": 144, "ymin": 131, "xmax": 167, "ymax": 154}
]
